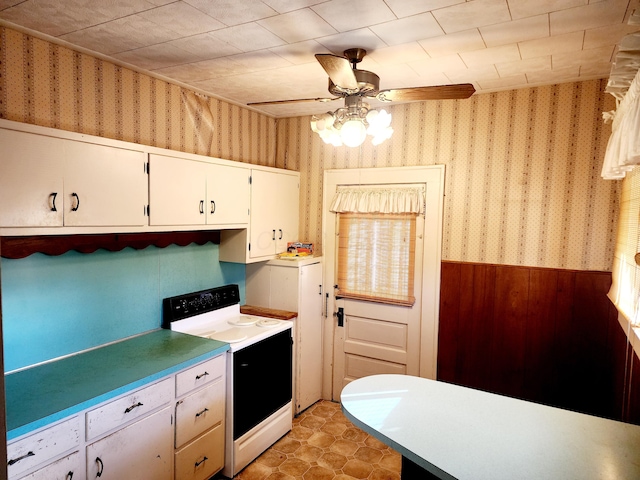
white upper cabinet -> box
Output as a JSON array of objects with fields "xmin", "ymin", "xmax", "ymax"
[
  {"xmin": 249, "ymin": 169, "xmax": 299, "ymax": 260},
  {"xmin": 0, "ymin": 128, "xmax": 147, "ymax": 228},
  {"xmin": 148, "ymin": 154, "xmax": 249, "ymax": 227}
]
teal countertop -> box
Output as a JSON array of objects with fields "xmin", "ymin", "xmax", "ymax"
[
  {"xmin": 5, "ymin": 329, "xmax": 229, "ymax": 441},
  {"xmin": 341, "ymin": 375, "xmax": 640, "ymax": 480}
]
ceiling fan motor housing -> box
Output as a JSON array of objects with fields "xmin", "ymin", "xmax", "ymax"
[{"xmin": 329, "ymin": 69, "xmax": 380, "ymax": 96}]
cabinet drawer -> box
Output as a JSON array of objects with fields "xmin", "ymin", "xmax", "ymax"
[
  {"xmin": 86, "ymin": 377, "xmax": 172, "ymax": 440},
  {"xmin": 7, "ymin": 417, "xmax": 80, "ymax": 478},
  {"xmin": 175, "ymin": 380, "xmax": 224, "ymax": 448},
  {"xmin": 17, "ymin": 451, "xmax": 80, "ymax": 480},
  {"xmin": 175, "ymin": 423, "xmax": 224, "ymax": 480},
  {"xmin": 175, "ymin": 355, "xmax": 225, "ymax": 398}
]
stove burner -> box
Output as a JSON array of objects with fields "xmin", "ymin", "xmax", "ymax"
[
  {"xmin": 257, "ymin": 319, "xmax": 281, "ymax": 328},
  {"xmin": 208, "ymin": 329, "xmax": 248, "ymax": 343},
  {"xmin": 228, "ymin": 316, "xmax": 258, "ymax": 326}
]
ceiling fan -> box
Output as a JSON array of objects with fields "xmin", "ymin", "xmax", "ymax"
[
  {"xmin": 248, "ymin": 48, "xmax": 475, "ymax": 147},
  {"xmin": 247, "ymin": 48, "xmax": 476, "ymax": 107}
]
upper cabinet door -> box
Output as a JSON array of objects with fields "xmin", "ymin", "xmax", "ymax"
[
  {"xmin": 249, "ymin": 169, "xmax": 300, "ymax": 260},
  {"xmin": 206, "ymin": 164, "xmax": 250, "ymax": 225},
  {"xmin": 64, "ymin": 141, "xmax": 147, "ymax": 227},
  {"xmin": 148, "ymin": 154, "xmax": 206, "ymax": 226},
  {"xmin": 0, "ymin": 129, "xmax": 65, "ymax": 227}
]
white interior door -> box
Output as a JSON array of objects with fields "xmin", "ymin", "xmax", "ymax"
[{"xmin": 322, "ymin": 167, "xmax": 444, "ymax": 401}]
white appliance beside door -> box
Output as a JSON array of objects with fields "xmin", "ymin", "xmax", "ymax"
[{"xmin": 246, "ymin": 257, "xmax": 323, "ymax": 414}]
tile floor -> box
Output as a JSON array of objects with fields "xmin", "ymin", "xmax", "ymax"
[{"xmin": 221, "ymin": 400, "xmax": 402, "ymax": 480}]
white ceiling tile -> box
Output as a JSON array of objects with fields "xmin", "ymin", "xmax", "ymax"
[
  {"xmin": 316, "ymin": 28, "xmax": 389, "ymax": 54},
  {"xmin": 495, "ymin": 55, "xmax": 552, "ymax": 77},
  {"xmin": 59, "ymin": 16, "xmax": 180, "ymax": 55},
  {"xmin": 477, "ymin": 74, "xmax": 527, "ymax": 90},
  {"xmin": 583, "ymin": 24, "xmax": 640, "ymax": 50},
  {"xmin": 183, "ymin": 0, "xmax": 278, "ymax": 26},
  {"xmin": 211, "ymin": 23, "xmax": 287, "ymax": 52},
  {"xmin": 113, "ymin": 43, "xmax": 194, "ymax": 70},
  {"xmin": 155, "ymin": 57, "xmax": 248, "ymax": 82},
  {"xmin": 507, "ymin": 0, "xmax": 587, "ymax": 20},
  {"xmin": 526, "ymin": 65, "xmax": 579, "ymax": 84},
  {"xmin": 580, "ymin": 61, "xmax": 613, "ymax": 77},
  {"xmin": 262, "ymin": 0, "xmax": 329, "ymax": 14},
  {"xmin": 164, "ymin": 33, "xmax": 243, "ymax": 61},
  {"xmin": 140, "ymin": 2, "xmax": 226, "ymax": 35},
  {"xmin": 444, "ymin": 64, "xmax": 499, "ymax": 82},
  {"xmin": 384, "ymin": 0, "xmax": 465, "ymax": 18},
  {"xmin": 370, "ymin": 12, "xmax": 444, "ymax": 46},
  {"xmin": 551, "ymin": 45, "xmax": 615, "ymax": 69},
  {"xmin": 258, "ymin": 9, "xmax": 337, "ymax": 43},
  {"xmin": 311, "ymin": 0, "xmax": 396, "ymax": 33},
  {"xmin": 227, "ymin": 50, "xmax": 294, "ymax": 72},
  {"xmin": 480, "ymin": 15, "xmax": 549, "ymax": 48},
  {"xmin": 518, "ymin": 31, "xmax": 584, "ymax": 60},
  {"xmin": 550, "ymin": 0, "xmax": 629, "ymax": 35},
  {"xmin": 409, "ymin": 54, "xmax": 467, "ymax": 75},
  {"xmin": 460, "ymin": 44, "xmax": 521, "ymax": 68},
  {"xmin": 418, "ymin": 29, "xmax": 485, "ymax": 57},
  {"xmin": 367, "ymin": 43, "xmax": 431, "ymax": 65},
  {"xmin": 431, "ymin": 0, "xmax": 512, "ymax": 34},
  {"xmin": 270, "ymin": 40, "xmax": 329, "ymax": 64}
]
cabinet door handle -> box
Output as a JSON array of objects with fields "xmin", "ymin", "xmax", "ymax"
[
  {"xmin": 124, "ymin": 401, "xmax": 143, "ymax": 414},
  {"xmin": 279, "ymin": 229, "xmax": 283, "ymax": 240},
  {"xmin": 272, "ymin": 229, "xmax": 276, "ymax": 241},
  {"xmin": 195, "ymin": 456, "xmax": 208, "ymax": 468},
  {"xmin": 49, "ymin": 192, "xmax": 58, "ymax": 212},
  {"xmin": 71, "ymin": 193, "xmax": 80, "ymax": 211},
  {"xmin": 210, "ymin": 200, "xmax": 216, "ymax": 214},
  {"xmin": 66, "ymin": 471, "xmax": 74, "ymax": 480},
  {"xmin": 195, "ymin": 371, "xmax": 209, "ymax": 380},
  {"xmin": 95, "ymin": 457, "xmax": 104, "ymax": 477},
  {"xmin": 199, "ymin": 200, "xmax": 204, "ymax": 214},
  {"xmin": 195, "ymin": 407, "xmax": 209, "ymax": 418},
  {"xmin": 7, "ymin": 450, "xmax": 35, "ymax": 465}
]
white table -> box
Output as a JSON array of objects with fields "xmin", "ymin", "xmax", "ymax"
[{"xmin": 340, "ymin": 374, "xmax": 640, "ymax": 480}]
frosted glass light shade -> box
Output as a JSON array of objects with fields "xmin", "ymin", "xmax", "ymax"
[{"xmin": 340, "ymin": 119, "xmax": 367, "ymax": 147}]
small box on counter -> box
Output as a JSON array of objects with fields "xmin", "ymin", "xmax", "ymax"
[{"xmin": 279, "ymin": 242, "xmax": 314, "ymax": 258}]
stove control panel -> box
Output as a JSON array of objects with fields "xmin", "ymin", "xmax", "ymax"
[{"xmin": 162, "ymin": 284, "xmax": 240, "ymax": 327}]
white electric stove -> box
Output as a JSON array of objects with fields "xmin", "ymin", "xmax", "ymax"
[{"xmin": 163, "ymin": 285, "xmax": 293, "ymax": 478}]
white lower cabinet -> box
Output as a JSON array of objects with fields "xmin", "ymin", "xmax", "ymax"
[
  {"xmin": 7, "ymin": 354, "xmax": 226, "ymax": 480},
  {"xmin": 86, "ymin": 407, "xmax": 173, "ymax": 480}
]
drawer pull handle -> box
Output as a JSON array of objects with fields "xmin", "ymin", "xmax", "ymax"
[
  {"xmin": 8, "ymin": 450, "xmax": 35, "ymax": 465},
  {"xmin": 195, "ymin": 372, "xmax": 209, "ymax": 380},
  {"xmin": 195, "ymin": 456, "xmax": 208, "ymax": 468},
  {"xmin": 199, "ymin": 200, "xmax": 204, "ymax": 214},
  {"xmin": 195, "ymin": 407, "xmax": 209, "ymax": 418},
  {"xmin": 66, "ymin": 471, "xmax": 74, "ymax": 480},
  {"xmin": 96, "ymin": 457, "xmax": 104, "ymax": 477},
  {"xmin": 210, "ymin": 200, "xmax": 216, "ymax": 214},
  {"xmin": 124, "ymin": 402, "xmax": 144, "ymax": 413}
]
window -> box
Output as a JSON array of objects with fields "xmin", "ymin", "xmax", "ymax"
[{"xmin": 336, "ymin": 212, "xmax": 416, "ymax": 306}]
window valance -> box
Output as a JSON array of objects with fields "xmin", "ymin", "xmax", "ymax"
[{"xmin": 329, "ymin": 185, "xmax": 425, "ymax": 214}]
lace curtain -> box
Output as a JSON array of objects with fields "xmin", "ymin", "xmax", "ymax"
[
  {"xmin": 329, "ymin": 185, "xmax": 425, "ymax": 214},
  {"xmin": 602, "ymin": 68, "xmax": 640, "ymax": 179}
]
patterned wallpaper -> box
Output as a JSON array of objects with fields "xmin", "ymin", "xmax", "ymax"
[
  {"xmin": 0, "ymin": 26, "xmax": 277, "ymax": 165},
  {"xmin": 0, "ymin": 26, "xmax": 619, "ymax": 271},
  {"xmin": 278, "ymin": 80, "xmax": 619, "ymax": 271}
]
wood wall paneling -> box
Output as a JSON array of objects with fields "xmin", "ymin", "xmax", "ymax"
[{"xmin": 438, "ymin": 261, "xmax": 638, "ymax": 424}]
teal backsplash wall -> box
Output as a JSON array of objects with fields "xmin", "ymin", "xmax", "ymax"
[{"xmin": 1, "ymin": 243, "xmax": 245, "ymax": 372}]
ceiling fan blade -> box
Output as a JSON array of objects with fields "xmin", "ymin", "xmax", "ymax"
[
  {"xmin": 247, "ymin": 97, "xmax": 340, "ymax": 106},
  {"xmin": 375, "ymin": 84, "xmax": 476, "ymax": 102},
  {"xmin": 315, "ymin": 54, "xmax": 358, "ymax": 91}
]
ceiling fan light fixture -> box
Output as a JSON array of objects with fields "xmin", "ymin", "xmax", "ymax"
[{"xmin": 340, "ymin": 118, "xmax": 367, "ymax": 147}]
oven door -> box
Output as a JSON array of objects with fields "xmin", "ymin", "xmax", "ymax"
[{"xmin": 233, "ymin": 328, "xmax": 292, "ymax": 439}]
